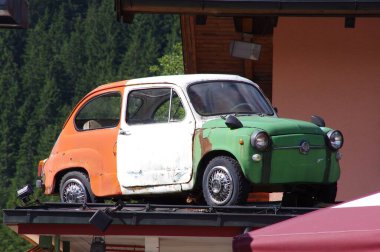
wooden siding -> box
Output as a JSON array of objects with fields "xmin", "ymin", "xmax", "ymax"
[{"xmin": 181, "ymin": 15, "xmax": 273, "ymax": 99}]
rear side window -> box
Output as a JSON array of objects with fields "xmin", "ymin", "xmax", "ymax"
[{"xmin": 75, "ymin": 92, "xmax": 122, "ymax": 130}]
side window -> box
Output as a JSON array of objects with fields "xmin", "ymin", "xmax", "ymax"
[
  {"xmin": 154, "ymin": 91, "xmax": 185, "ymax": 122},
  {"xmin": 127, "ymin": 88, "xmax": 185, "ymax": 125},
  {"xmin": 75, "ymin": 92, "xmax": 122, "ymax": 130}
]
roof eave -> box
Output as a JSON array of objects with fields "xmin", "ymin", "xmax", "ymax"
[{"xmin": 115, "ymin": 0, "xmax": 380, "ymax": 17}]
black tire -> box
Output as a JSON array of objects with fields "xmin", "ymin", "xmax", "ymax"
[
  {"xmin": 316, "ymin": 182, "xmax": 337, "ymax": 203},
  {"xmin": 202, "ymin": 156, "xmax": 249, "ymax": 206},
  {"xmin": 59, "ymin": 171, "xmax": 96, "ymax": 203}
]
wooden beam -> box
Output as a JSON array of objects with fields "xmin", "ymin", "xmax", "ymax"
[
  {"xmin": 117, "ymin": 0, "xmax": 380, "ymax": 16},
  {"xmin": 181, "ymin": 15, "xmax": 198, "ymax": 73}
]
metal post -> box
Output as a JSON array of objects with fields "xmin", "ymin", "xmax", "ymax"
[
  {"xmin": 39, "ymin": 235, "xmax": 53, "ymax": 249},
  {"xmin": 54, "ymin": 235, "xmax": 60, "ymax": 252},
  {"xmin": 63, "ymin": 241, "xmax": 70, "ymax": 252}
]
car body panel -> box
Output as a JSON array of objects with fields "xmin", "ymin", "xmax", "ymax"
[
  {"xmin": 117, "ymin": 84, "xmax": 196, "ymax": 194},
  {"xmin": 42, "ymin": 86, "xmax": 124, "ymax": 197}
]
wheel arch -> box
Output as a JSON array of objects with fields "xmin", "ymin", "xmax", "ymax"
[
  {"xmin": 194, "ymin": 150, "xmax": 238, "ymax": 190},
  {"xmin": 53, "ymin": 167, "xmax": 89, "ymax": 194}
]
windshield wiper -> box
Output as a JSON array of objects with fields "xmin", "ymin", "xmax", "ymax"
[
  {"xmin": 232, "ymin": 112, "xmax": 267, "ymax": 117},
  {"xmin": 220, "ymin": 112, "xmax": 269, "ymax": 119}
]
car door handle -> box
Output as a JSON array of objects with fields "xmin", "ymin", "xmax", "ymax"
[{"xmin": 119, "ymin": 129, "xmax": 131, "ymax": 136}]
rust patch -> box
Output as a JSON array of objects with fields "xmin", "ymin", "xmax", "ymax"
[
  {"xmin": 199, "ymin": 128, "xmax": 212, "ymax": 156},
  {"xmin": 126, "ymin": 186, "xmax": 147, "ymax": 191},
  {"xmin": 192, "ymin": 130, "xmax": 196, "ymax": 162}
]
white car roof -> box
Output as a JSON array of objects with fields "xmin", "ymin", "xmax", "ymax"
[{"xmin": 126, "ymin": 74, "xmax": 256, "ymax": 89}]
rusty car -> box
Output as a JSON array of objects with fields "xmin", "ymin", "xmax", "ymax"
[{"xmin": 36, "ymin": 74, "xmax": 343, "ymax": 206}]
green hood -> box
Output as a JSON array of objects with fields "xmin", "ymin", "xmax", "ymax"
[{"xmin": 202, "ymin": 115, "xmax": 323, "ymax": 135}]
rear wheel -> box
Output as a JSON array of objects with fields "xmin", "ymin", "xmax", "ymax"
[
  {"xmin": 60, "ymin": 171, "xmax": 96, "ymax": 203},
  {"xmin": 202, "ymin": 156, "xmax": 249, "ymax": 206}
]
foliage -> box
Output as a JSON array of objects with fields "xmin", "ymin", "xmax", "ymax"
[
  {"xmin": 0, "ymin": 0, "xmax": 182, "ymax": 249},
  {"xmin": 0, "ymin": 224, "xmax": 32, "ymax": 251},
  {"xmin": 150, "ymin": 42, "xmax": 184, "ymax": 75}
]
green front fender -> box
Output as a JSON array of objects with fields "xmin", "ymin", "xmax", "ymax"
[
  {"xmin": 192, "ymin": 127, "xmax": 254, "ymax": 182},
  {"xmin": 192, "ymin": 127, "xmax": 340, "ymax": 185}
]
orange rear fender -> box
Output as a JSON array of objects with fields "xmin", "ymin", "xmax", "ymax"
[{"xmin": 44, "ymin": 148, "xmax": 121, "ymax": 197}]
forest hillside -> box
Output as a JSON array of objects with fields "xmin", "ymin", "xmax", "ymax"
[{"xmin": 0, "ymin": 0, "xmax": 182, "ymax": 250}]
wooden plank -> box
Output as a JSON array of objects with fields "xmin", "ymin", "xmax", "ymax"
[{"xmin": 181, "ymin": 15, "xmax": 198, "ymax": 73}]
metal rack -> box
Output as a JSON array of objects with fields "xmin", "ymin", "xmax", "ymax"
[{"xmin": 3, "ymin": 202, "xmax": 318, "ymax": 229}]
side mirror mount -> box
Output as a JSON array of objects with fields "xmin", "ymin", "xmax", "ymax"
[
  {"xmin": 225, "ymin": 115, "xmax": 243, "ymax": 129},
  {"xmin": 311, "ymin": 115, "xmax": 326, "ymax": 127}
]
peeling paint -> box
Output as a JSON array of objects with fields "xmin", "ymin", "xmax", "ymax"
[
  {"xmin": 122, "ymin": 184, "xmax": 182, "ymax": 195},
  {"xmin": 198, "ymin": 128, "xmax": 213, "ymax": 157},
  {"xmin": 117, "ymin": 85, "xmax": 195, "ymax": 190},
  {"xmin": 173, "ymin": 171, "xmax": 187, "ymax": 182}
]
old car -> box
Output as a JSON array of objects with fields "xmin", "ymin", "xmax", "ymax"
[{"xmin": 36, "ymin": 74, "xmax": 343, "ymax": 206}]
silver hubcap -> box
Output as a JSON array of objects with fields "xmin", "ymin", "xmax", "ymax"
[
  {"xmin": 61, "ymin": 178, "xmax": 87, "ymax": 203},
  {"xmin": 206, "ymin": 166, "xmax": 233, "ymax": 205}
]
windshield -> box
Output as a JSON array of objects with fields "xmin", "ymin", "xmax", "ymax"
[{"xmin": 187, "ymin": 81, "xmax": 274, "ymax": 116}]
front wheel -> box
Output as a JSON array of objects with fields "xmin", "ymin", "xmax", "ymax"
[
  {"xmin": 59, "ymin": 171, "xmax": 96, "ymax": 203},
  {"xmin": 202, "ymin": 156, "xmax": 249, "ymax": 206}
]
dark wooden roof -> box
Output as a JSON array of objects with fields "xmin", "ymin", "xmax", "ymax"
[
  {"xmin": 116, "ymin": 0, "xmax": 380, "ymax": 18},
  {"xmin": 0, "ymin": 0, "xmax": 28, "ymax": 29}
]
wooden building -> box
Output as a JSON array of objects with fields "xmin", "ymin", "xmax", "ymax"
[
  {"xmin": 0, "ymin": 0, "xmax": 28, "ymax": 28},
  {"xmin": 116, "ymin": 0, "xmax": 380, "ymax": 201}
]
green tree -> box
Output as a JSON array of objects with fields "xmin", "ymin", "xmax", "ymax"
[
  {"xmin": 149, "ymin": 42, "xmax": 184, "ymax": 75},
  {"xmin": 0, "ymin": 29, "xmax": 31, "ymax": 252},
  {"xmin": 118, "ymin": 15, "xmax": 159, "ymax": 79},
  {"xmin": 0, "ymin": 0, "xmax": 181, "ymax": 249},
  {"xmin": 0, "ymin": 32, "xmax": 21, "ymax": 208}
]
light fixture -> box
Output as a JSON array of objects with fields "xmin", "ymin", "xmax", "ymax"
[
  {"xmin": 230, "ymin": 40, "xmax": 261, "ymax": 61},
  {"xmin": 89, "ymin": 210, "xmax": 113, "ymax": 232},
  {"xmin": 327, "ymin": 130, "xmax": 344, "ymax": 150},
  {"xmin": 17, "ymin": 184, "xmax": 34, "ymax": 204},
  {"xmin": 251, "ymin": 131, "xmax": 270, "ymax": 151},
  {"xmin": 90, "ymin": 237, "xmax": 105, "ymax": 252},
  {"xmin": 89, "ymin": 200, "xmax": 124, "ymax": 232}
]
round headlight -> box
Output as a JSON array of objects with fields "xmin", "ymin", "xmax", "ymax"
[
  {"xmin": 251, "ymin": 131, "xmax": 270, "ymax": 151},
  {"xmin": 327, "ymin": 130, "xmax": 344, "ymax": 150}
]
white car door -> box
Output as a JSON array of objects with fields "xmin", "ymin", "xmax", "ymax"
[{"xmin": 117, "ymin": 85, "xmax": 195, "ymax": 189}]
